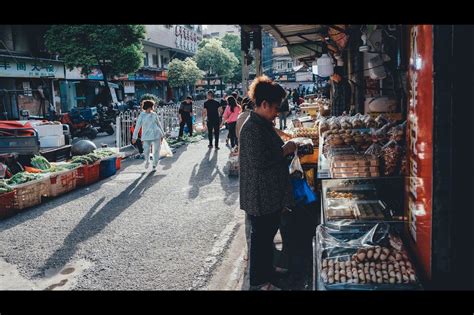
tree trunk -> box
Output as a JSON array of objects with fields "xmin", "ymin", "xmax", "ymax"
[{"xmin": 99, "ymin": 65, "xmax": 113, "ymax": 104}]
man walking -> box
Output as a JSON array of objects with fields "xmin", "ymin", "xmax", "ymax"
[
  {"xmin": 203, "ymin": 90, "xmax": 222, "ymax": 149},
  {"xmin": 178, "ymin": 96, "xmax": 194, "ymax": 139}
]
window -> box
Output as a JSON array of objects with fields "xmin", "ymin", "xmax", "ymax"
[
  {"xmin": 152, "ymin": 54, "xmax": 158, "ymax": 66},
  {"xmin": 144, "ymin": 52, "xmax": 149, "ymax": 67},
  {"xmin": 288, "ymin": 62, "xmax": 293, "ymax": 69}
]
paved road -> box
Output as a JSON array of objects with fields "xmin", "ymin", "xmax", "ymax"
[{"xmin": 0, "ymin": 130, "xmax": 242, "ymax": 290}]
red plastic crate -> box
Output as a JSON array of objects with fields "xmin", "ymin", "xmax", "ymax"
[
  {"xmin": 115, "ymin": 156, "xmax": 121, "ymax": 170},
  {"xmin": 76, "ymin": 162, "xmax": 100, "ymax": 186},
  {"xmin": 47, "ymin": 168, "xmax": 77, "ymax": 197}
]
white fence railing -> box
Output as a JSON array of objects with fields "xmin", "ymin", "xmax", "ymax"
[{"xmin": 116, "ymin": 100, "xmax": 205, "ymax": 150}]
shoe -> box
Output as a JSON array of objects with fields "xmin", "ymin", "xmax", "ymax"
[
  {"xmin": 226, "ymin": 138, "xmax": 229, "ymax": 145},
  {"xmin": 152, "ymin": 165, "xmax": 157, "ymax": 172},
  {"xmin": 208, "ymin": 144, "xmax": 213, "ymax": 148},
  {"xmin": 215, "ymin": 146, "xmax": 220, "ymax": 150},
  {"xmin": 144, "ymin": 161, "xmax": 150, "ymax": 169}
]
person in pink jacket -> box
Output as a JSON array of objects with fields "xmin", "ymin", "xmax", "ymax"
[{"xmin": 221, "ymin": 96, "xmax": 241, "ymax": 149}]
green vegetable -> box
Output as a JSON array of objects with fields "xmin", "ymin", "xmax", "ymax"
[
  {"xmin": 0, "ymin": 180, "xmax": 13, "ymax": 194},
  {"xmin": 31, "ymin": 155, "xmax": 52, "ymax": 171},
  {"xmin": 6, "ymin": 172, "xmax": 43, "ymax": 186}
]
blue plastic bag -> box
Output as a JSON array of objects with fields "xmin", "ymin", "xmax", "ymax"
[{"xmin": 291, "ymin": 177, "xmax": 318, "ymax": 205}]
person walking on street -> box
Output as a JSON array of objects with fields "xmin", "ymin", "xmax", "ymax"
[
  {"xmin": 239, "ymin": 75, "xmax": 297, "ymax": 291},
  {"xmin": 278, "ymin": 92, "xmax": 290, "ymax": 130},
  {"xmin": 132, "ymin": 100, "xmax": 165, "ymax": 172},
  {"xmin": 232, "ymin": 91, "xmax": 243, "ymax": 105},
  {"xmin": 178, "ymin": 96, "xmax": 194, "ymax": 139},
  {"xmin": 221, "ymin": 96, "xmax": 241, "ymax": 149},
  {"xmin": 203, "ymin": 90, "xmax": 222, "ymax": 150}
]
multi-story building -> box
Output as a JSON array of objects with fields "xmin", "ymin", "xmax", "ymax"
[
  {"xmin": 120, "ymin": 25, "xmax": 203, "ymax": 102},
  {"xmin": 262, "ymin": 32, "xmax": 276, "ymax": 78},
  {"xmin": 202, "ymin": 25, "xmax": 240, "ymax": 39},
  {"xmin": 272, "ymin": 45, "xmax": 314, "ymax": 91}
]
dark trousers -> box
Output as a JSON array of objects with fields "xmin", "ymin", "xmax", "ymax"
[
  {"xmin": 227, "ymin": 122, "xmax": 237, "ymax": 147},
  {"xmin": 248, "ymin": 211, "xmax": 281, "ymax": 286},
  {"xmin": 179, "ymin": 115, "xmax": 193, "ymax": 137},
  {"xmin": 207, "ymin": 120, "xmax": 220, "ymax": 146}
]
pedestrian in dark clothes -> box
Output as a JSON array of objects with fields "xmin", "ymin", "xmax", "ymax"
[
  {"xmin": 178, "ymin": 96, "xmax": 194, "ymax": 138},
  {"xmin": 203, "ymin": 90, "xmax": 222, "ymax": 149},
  {"xmin": 239, "ymin": 75, "xmax": 298, "ymax": 290}
]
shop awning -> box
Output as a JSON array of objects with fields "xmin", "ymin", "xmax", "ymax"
[{"xmin": 260, "ymin": 25, "xmax": 350, "ymax": 65}]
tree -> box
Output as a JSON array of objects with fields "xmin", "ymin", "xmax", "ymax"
[
  {"xmin": 193, "ymin": 38, "xmax": 239, "ymax": 89},
  {"xmin": 221, "ymin": 34, "xmax": 243, "ymax": 88},
  {"xmin": 168, "ymin": 58, "xmax": 204, "ymax": 96},
  {"xmin": 45, "ymin": 25, "xmax": 146, "ymax": 103}
]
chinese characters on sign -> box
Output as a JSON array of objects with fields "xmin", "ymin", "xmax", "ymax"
[
  {"xmin": 0, "ymin": 57, "xmax": 64, "ymax": 78},
  {"xmin": 175, "ymin": 25, "xmax": 200, "ymax": 53}
]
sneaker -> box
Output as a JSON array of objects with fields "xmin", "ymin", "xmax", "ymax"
[
  {"xmin": 208, "ymin": 144, "xmax": 213, "ymax": 148},
  {"xmin": 215, "ymin": 146, "xmax": 220, "ymax": 150},
  {"xmin": 144, "ymin": 161, "xmax": 150, "ymax": 169},
  {"xmin": 152, "ymin": 165, "xmax": 157, "ymax": 172}
]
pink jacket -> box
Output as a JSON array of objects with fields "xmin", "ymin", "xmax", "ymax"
[{"xmin": 223, "ymin": 105, "xmax": 241, "ymax": 123}]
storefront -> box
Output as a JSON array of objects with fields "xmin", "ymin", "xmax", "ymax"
[
  {"xmin": 0, "ymin": 55, "xmax": 65, "ymax": 119},
  {"xmin": 252, "ymin": 24, "xmax": 473, "ymax": 290}
]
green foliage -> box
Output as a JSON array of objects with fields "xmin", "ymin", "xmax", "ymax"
[
  {"xmin": 168, "ymin": 58, "xmax": 204, "ymax": 88},
  {"xmin": 221, "ymin": 34, "xmax": 242, "ymax": 84},
  {"xmin": 44, "ymin": 25, "xmax": 146, "ymax": 77},
  {"xmin": 193, "ymin": 38, "xmax": 239, "ymax": 81},
  {"xmin": 139, "ymin": 93, "xmax": 160, "ymax": 104}
]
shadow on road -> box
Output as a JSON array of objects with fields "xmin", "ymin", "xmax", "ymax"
[
  {"xmin": 35, "ymin": 172, "xmax": 164, "ymax": 276},
  {"xmin": 188, "ymin": 149, "xmax": 220, "ymax": 200}
]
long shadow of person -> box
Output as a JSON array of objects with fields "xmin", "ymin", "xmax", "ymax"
[
  {"xmin": 217, "ymin": 167, "xmax": 239, "ymax": 206},
  {"xmin": 34, "ymin": 172, "xmax": 164, "ymax": 276},
  {"xmin": 188, "ymin": 149, "xmax": 219, "ymax": 200},
  {"xmin": 159, "ymin": 145, "xmax": 188, "ymax": 171}
]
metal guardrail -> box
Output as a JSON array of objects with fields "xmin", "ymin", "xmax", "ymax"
[{"xmin": 115, "ymin": 100, "xmax": 205, "ymax": 150}]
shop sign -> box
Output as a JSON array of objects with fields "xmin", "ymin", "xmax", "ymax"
[
  {"xmin": 0, "ymin": 57, "xmax": 65, "ymax": 78},
  {"xmin": 296, "ymin": 71, "xmax": 313, "ymax": 82},
  {"xmin": 134, "ymin": 72, "xmax": 155, "ymax": 81},
  {"xmin": 124, "ymin": 81, "xmax": 135, "ymax": 94},
  {"xmin": 155, "ymin": 71, "xmax": 168, "ymax": 81},
  {"xmin": 175, "ymin": 25, "xmax": 199, "ymax": 53},
  {"xmin": 405, "ymin": 25, "xmax": 433, "ymax": 279}
]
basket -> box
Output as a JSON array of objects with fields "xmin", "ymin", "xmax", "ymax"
[
  {"xmin": 76, "ymin": 162, "xmax": 100, "ymax": 186},
  {"xmin": 47, "ymin": 168, "xmax": 78, "ymax": 197},
  {"xmin": 100, "ymin": 157, "xmax": 117, "ymax": 179},
  {"xmin": 0, "ymin": 191, "xmax": 17, "ymax": 219},
  {"xmin": 16, "ymin": 178, "xmax": 49, "ymax": 209}
]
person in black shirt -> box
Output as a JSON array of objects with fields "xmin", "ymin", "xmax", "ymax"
[
  {"xmin": 203, "ymin": 90, "xmax": 222, "ymax": 149},
  {"xmin": 178, "ymin": 96, "xmax": 194, "ymax": 139}
]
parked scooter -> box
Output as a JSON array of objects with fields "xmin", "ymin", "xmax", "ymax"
[
  {"xmin": 56, "ymin": 107, "xmax": 99, "ymax": 140},
  {"xmin": 94, "ymin": 103, "xmax": 116, "ymax": 135}
]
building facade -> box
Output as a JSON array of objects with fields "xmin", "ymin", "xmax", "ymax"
[{"xmin": 202, "ymin": 25, "xmax": 240, "ymax": 39}]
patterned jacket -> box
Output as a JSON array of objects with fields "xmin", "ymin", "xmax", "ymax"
[{"xmin": 239, "ymin": 111, "xmax": 294, "ymax": 216}]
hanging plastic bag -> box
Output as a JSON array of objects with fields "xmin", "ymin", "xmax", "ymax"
[
  {"xmin": 291, "ymin": 177, "xmax": 318, "ymax": 205},
  {"xmin": 382, "ymin": 140, "xmax": 402, "ymax": 176},
  {"xmin": 289, "ymin": 149, "xmax": 304, "ymax": 178},
  {"xmin": 159, "ymin": 138, "xmax": 173, "ymax": 158}
]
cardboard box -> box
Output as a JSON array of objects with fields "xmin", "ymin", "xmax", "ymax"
[
  {"xmin": 40, "ymin": 135, "xmax": 65, "ymax": 148},
  {"xmin": 33, "ymin": 123, "xmax": 63, "ymax": 137}
]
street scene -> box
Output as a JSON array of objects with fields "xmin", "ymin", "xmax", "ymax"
[{"xmin": 0, "ymin": 25, "xmax": 472, "ymax": 292}]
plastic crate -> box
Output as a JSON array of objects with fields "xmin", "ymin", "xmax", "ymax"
[
  {"xmin": 47, "ymin": 168, "xmax": 78, "ymax": 197},
  {"xmin": 76, "ymin": 162, "xmax": 100, "ymax": 186},
  {"xmin": 115, "ymin": 156, "xmax": 121, "ymax": 170},
  {"xmin": 99, "ymin": 157, "xmax": 117, "ymax": 179}
]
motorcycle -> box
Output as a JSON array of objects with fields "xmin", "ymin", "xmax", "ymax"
[
  {"xmin": 94, "ymin": 104, "xmax": 116, "ymax": 135},
  {"xmin": 56, "ymin": 107, "xmax": 99, "ymax": 140}
]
